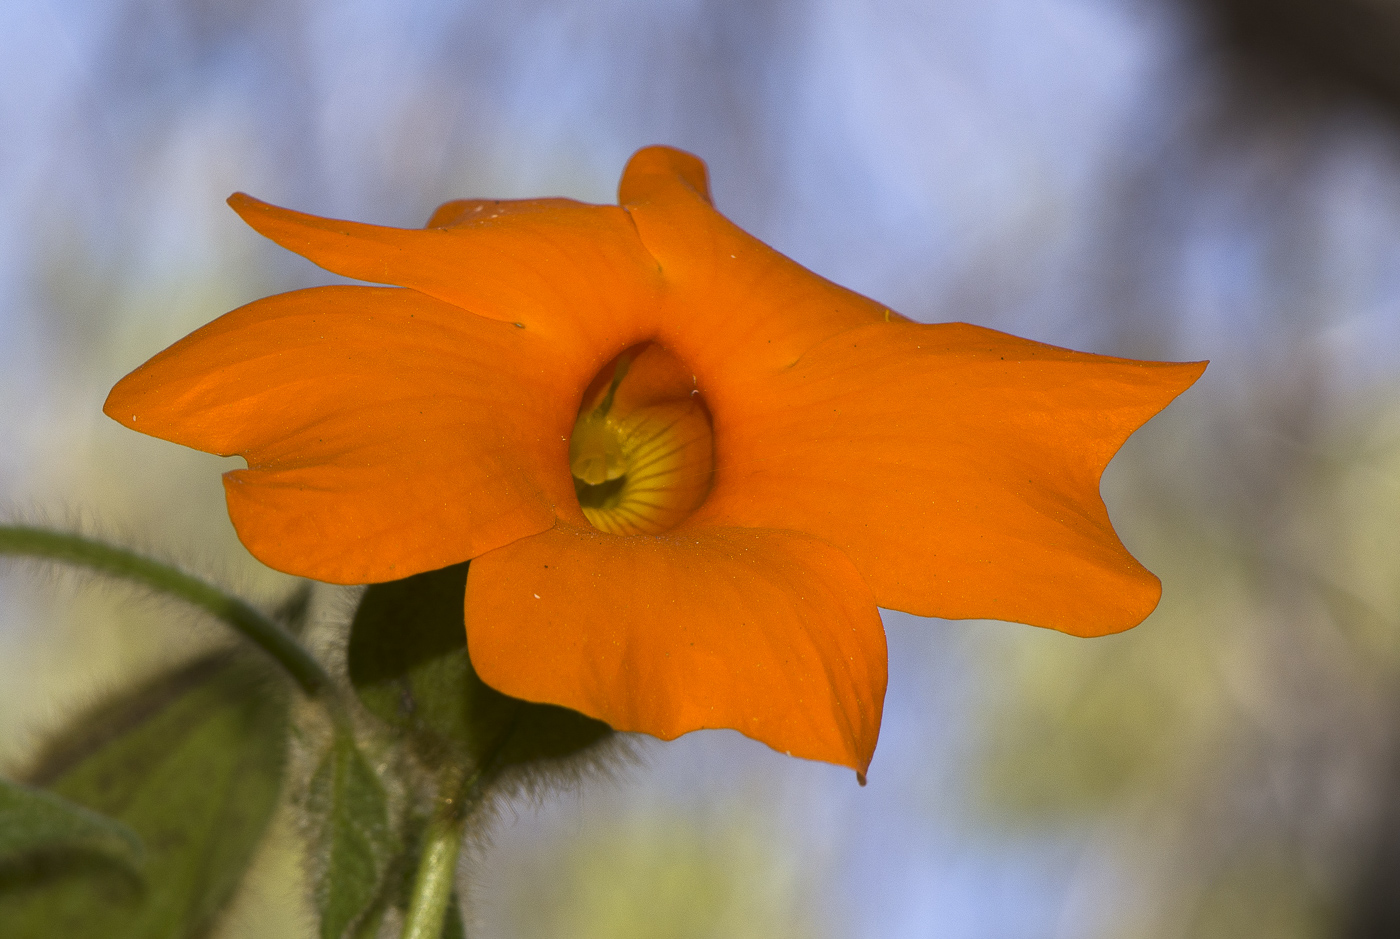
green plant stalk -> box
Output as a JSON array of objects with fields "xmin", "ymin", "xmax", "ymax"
[
  {"xmin": 401, "ymin": 705, "xmax": 521, "ymax": 939},
  {"xmin": 0, "ymin": 524, "xmax": 331, "ymax": 697},
  {"xmin": 399, "ymin": 778, "xmax": 473, "ymax": 939}
]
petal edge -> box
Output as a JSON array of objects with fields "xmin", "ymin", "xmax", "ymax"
[
  {"xmin": 466, "ymin": 523, "xmax": 888, "ymax": 773},
  {"xmin": 105, "ymin": 285, "xmax": 577, "ymax": 583},
  {"xmin": 686, "ymin": 319, "xmax": 1206, "ymax": 636}
]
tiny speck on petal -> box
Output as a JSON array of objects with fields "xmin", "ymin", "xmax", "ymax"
[{"xmin": 534, "ymin": 593, "xmax": 541, "ymax": 599}]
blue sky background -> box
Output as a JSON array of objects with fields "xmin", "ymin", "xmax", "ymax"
[{"xmin": 4, "ymin": 1, "xmax": 1400, "ymax": 936}]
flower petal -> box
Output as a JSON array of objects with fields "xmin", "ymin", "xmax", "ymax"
[
  {"xmin": 617, "ymin": 145, "xmax": 714, "ymax": 206},
  {"xmin": 465, "ymin": 523, "xmax": 888, "ymax": 774},
  {"xmin": 225, "ymin": 192, "xmax": 662, "ymax": 367},
  {"xmin": 104, "ymin": 285, "xmax": 584, "ymax": 583},
  {"xmin": 685, "ymin": 319, "xmax": 1206, "ymax": 636},
  {"xmin": 619, "ymin": 146, "xmax": 892, "ymax": 379}
]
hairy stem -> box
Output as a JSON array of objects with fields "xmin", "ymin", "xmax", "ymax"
[
  {"xmin": 401, "ymin": 706, "xmax": 522, "ymax": 939},
  {"xmin": 0, "ymin": 524, "xmax": 331, "ymax": 697},
  {"xmin": 400, "ymin": 780, "xmax": 471, "ymax": 939}
]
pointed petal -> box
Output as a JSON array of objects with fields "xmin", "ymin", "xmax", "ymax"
[
  {"xmin": 685, "ymin": 320, "xmax": 1206, "ymax": 636},
  {"xmin": 104, "ymin": 286, "xmax": 584, "ymax": 583},
  {"xmin": 619, "ymin": 147, "xmax": 892, "ymax": 382},
  {"xmin": 466, "ymin": 523, "xmax": 888, "ymax": 773},
  {"xmin": 225, "ymin": 192, "xmax": 662, "ymax": 369}
]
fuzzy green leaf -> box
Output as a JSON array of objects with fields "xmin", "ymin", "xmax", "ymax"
[
  {"xmin": 0, "ymin": 778, "xmax": 143, "ymax": 874},
  {"xmin": 349, "ymin": 896, "xmax": 390, "ymax": 939},
  {"xmin": 0, "ymin": 653, "xmax": 289, "ymax": 939},
  {"xmin": 347, "ymin": 562, "xmax": 613, "ymax": 771},
  {"xmin": 309, "ymin": 732, "xmax": 394, "ymax": 939}
]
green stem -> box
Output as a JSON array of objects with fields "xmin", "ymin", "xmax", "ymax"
[
  {"xmin": 399, "ymin": 779, "xmax": 471, "ymax": 939},
  {"xmin": 0, "ymin": 524, "xmax": 331, "ymax": 697},
  {"xmin": 401, "ymin": 707, "xmax": 521, "ymax": 939}
]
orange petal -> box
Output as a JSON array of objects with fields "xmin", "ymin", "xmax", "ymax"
[
  {"xmin": 605, "ymin": 341, "xmax": 700, "ymax": 413},
  {"xmin": 619, "ymin": 146, "xmax": 893, "ymax": 382},
  {"xmin": 466, "ymin": 523, "xmax": 888, "ymax": 773},
  {"xmin": 225, "ymin": 192, "xmax": 662, "ymax": 368},
  {"xmin": 617, "ymin": 145, "xmax": 713, "ymax": 206},
  {"xmin": 685, "ymin": 320, "xmax": 1206, "ymax": 637},
  {"xmin": 104, "ymin": 285, "xmax": 586, "ymax": 583}
]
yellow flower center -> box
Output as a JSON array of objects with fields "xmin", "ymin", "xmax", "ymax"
[{"xmin": 569, "ymin": 344, "xmax": 714, "ymax": 535}]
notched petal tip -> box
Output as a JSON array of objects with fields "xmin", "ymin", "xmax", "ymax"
[
  {"xmin": 104, "ymin": 285, "xmax": 569, "ymax": 585},
  {"xmin": 618, "ymin": 145, "xmax": 713, "ymax": 207},
  {"xmin": 696, "ymin": 322, "xmax": 1208, "ymax": 638}
]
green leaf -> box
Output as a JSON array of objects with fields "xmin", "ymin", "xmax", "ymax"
[
  {"xmin": 308, "ymin": 732, "xmax": 394, "ymax": 939},
  {"xmin": 0, "ymin": 653, "xmax": 289, "ymax": 939},
  {"xmin": 347, "ymin": 562, "xmax": 613, "ymax": 772},
  {"xmin": 0, "ymin": 778, "xmax": 143, "ymax": 874},
  {"xmin": 349, "ymin": 895, "xmax": 390, "ymax": 939}
]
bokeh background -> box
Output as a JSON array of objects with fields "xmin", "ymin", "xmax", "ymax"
[{"xmin": 4, "ymin": 0, "xmax": 1400, "ymax": 936}]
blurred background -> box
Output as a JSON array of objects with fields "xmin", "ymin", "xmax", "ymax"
[{"xmin": 3, "ymin": 0, "xmax": 1400, "ymax": 936}]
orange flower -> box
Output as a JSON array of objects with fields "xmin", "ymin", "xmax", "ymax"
[{"xmin": 105, "ymin": 146, "xmax": 1204, "ymax": 778}]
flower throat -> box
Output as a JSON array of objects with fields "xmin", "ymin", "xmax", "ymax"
[{"xmin": 569, "ymin": 343, "xmax": 714, "ymax": 535}]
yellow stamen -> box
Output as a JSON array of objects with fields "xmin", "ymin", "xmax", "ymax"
[{"xmin": 569, "ymin": 345, "xmax": 714, "ymax": 535}]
